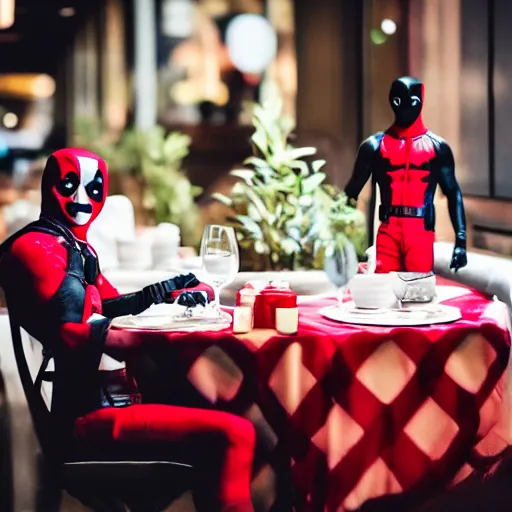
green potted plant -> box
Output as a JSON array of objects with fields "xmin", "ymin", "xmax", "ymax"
[
  {"xmin": 74, "ymin": 119, "xmax": 202, "ymax": 246},
  {"xmin": 211, "ymin": 95, "xmax": 366, "ymax": 294}
]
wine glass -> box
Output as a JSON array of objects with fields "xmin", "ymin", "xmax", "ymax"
[{"xmin": 200, "ymin": 225, "xmax": 239, "ymax": 315}]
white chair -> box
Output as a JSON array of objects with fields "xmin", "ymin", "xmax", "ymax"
[
  {"xmin": 434, "ymin": 242, "xmax": 512, "ymax": 309},
  {"xmin": 88, "ymin": 195, "xmax": 136, "ymax": 271}
]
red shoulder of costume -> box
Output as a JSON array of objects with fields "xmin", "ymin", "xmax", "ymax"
[
  {"xmin": 94, "ymin": 272, "xmax": 120, "ymax": 300},
  {"xmin": 9, "ymin": 232, "xmax": 67, "ymax": 300},
  {"xmin": 10, "ymin": 231, "xmax": 68, "ymax": 270}
]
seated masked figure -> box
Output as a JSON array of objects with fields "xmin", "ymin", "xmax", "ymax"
[{"xmin": 0, "ymin": 149, "xmax": 255, "ymax": 512}]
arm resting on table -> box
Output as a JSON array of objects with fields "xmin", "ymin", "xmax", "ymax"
[{"xmin": 99, "ymin": 273, "xmax": 202, "ymax": 319}]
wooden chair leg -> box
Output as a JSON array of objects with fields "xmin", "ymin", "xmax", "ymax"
[{"xmin": 36, "ymin": 457, "xmax": 62, "ymax": 512}]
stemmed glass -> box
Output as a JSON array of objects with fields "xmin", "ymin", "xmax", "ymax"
[{"xmin": 200, "ymin": 225, "xmax": 240, "ymax": 316}]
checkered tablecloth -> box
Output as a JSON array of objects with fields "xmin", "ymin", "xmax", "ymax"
[{"xmin": 117, "ymin": 278, "xmax": 512, "ymax": 512}]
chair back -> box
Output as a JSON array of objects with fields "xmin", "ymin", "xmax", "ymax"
[
  {"xmin": 5, "ymin": 298, "xmax": 55, "ymax": 459},
  {"xmin": 88, "ymin": 195, "xmax": 136, "ymax": 271}
]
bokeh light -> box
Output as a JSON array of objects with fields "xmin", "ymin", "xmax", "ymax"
[
  {"xmin": 59, "ymin": 7, "xmax": 76, "ymax": 17},
  {"xmin": 225, "ymin": 14, "xmax": 277, "ymax": 74},
  {"xmin": 2, "ymin": 112, "xmax": 18, "ymax": 129},
  {"xmin": 0, "ymin": 136, "xmax": 8, "ymax": 158},
  {"xmin": 0, "ymin": 0, "xmax": 15, "ymax": 29},
  {"xmin": 381, "ymin": 18, "xmax": 397, "ymax": 35},
  {"xmin": 370, "ymin": 29, "xmax": 388, "ymax": 45},
  {"xmin": 32, "ymin": 74, "xmax": 56, "ymax": 98}
]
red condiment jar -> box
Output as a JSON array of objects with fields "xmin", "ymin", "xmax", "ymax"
[{"xmin": 253, "ymin": 287, "xmax": 298, "ymax": 329}]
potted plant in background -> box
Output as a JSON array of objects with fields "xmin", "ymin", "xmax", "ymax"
[
  {"xmin": 211, "ymin": 95, "xmax": 367, "ymax": 300},
  {"xmin": 74, "ymin": 120, "xmax": 202, "ymax": 247}
]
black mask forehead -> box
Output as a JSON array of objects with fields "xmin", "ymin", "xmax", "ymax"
[{"xmin": 389, "ymin": 77, "xmax": 423, "ymax": 103}]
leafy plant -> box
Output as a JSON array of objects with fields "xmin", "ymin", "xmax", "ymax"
[
  {"xmin": 211, "ymin": 96, "xmax": 367, "ymax": 271},
  {"xmin": 74, "ymin": 119, "xmax": 202, "ymax": 246}
]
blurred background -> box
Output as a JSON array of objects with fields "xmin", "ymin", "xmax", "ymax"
[
  {"xmin": 0, "ymin": 0, "xmax": 510, "ymax": 253},
  {"xmin": 1, "ymin": 2, "xmax": 512, "ymax": 511}
]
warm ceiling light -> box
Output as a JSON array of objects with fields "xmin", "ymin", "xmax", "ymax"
[
  {"xmin": 32, "ymin": 74, "xmax": 56, "ymax": 98},
  {"xmin": 59, "ymin": 7, "xmax": 75, "ymax": 17},
  {"xmin": 0, "ymin": 73, "xmax": 56, "ymax": 99},
  {"xmin": 2, "ymin": 112, "xmax": 18, "ymax": 128},
  {"xmin": 0, "ymin": 0, "xmax": 15, "ymax": 30}
]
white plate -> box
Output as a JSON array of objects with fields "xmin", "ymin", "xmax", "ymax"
[
  {"xmin": 111, "ymin": 305, "xmax": 232, "ymax": 332},
  {"xmin": 319, "ymin": 303, "xmax": 461, "ymax": 327}
]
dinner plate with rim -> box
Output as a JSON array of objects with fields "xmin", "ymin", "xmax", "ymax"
[
  {"xmin": 111, "ymin": 303, "xmax": 232, "ymax": 331},
  {"xmin": 319, "ymin": 303, "xmax": 461, "ymax": 327}
]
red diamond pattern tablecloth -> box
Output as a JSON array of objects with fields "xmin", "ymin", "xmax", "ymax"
[{"xmin": 117, "ymin": 278, "xmax": 512, "ymax": 512}]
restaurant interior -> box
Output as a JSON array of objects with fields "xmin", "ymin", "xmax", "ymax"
[{"xmin": 0, "ymin": 0, "xmax": 512, "ymax": 511}]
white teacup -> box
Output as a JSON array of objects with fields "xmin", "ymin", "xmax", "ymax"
[{"xmin": 348, "ymin": 273, "xmax": 399, "ymax": 309}]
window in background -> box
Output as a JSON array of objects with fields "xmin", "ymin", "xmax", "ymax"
[{"xmin": 157, "ymin": 0, "xmax": 296, "ymax": 126}]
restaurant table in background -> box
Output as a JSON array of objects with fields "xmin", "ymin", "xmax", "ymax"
[{"xmin": 113, "ymin": 277, "xmax": 512, "ymax": 512}]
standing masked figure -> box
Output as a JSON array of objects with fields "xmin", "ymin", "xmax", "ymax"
[
  {"xmin": 345, "ymin": 76, "xmax": 467, "ymax": 273},
  {"xmin": 0, "ymin": 149, "xmax": 255, "ymax": 512}
]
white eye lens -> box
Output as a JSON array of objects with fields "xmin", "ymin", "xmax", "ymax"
[
  {"xmin": 411, "ymin": 95, "xmax": 421, "ymax": 106},
  {"xmin": 392, "ymin": 97, "xmax": 401, "ymax": 107}
]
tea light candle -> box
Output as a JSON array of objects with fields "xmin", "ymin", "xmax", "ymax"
[
  {"xmin": 275, "ymin": 307, "xmax": 299, "ymax": 335},
  {"xmin": 232, "ymin": 306, "xmax": 253, "ymax": 333}
]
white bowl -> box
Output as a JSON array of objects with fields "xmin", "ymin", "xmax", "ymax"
[{"xmin": 348, "ymin": 273, "xmax": 399, "ymax": 309}]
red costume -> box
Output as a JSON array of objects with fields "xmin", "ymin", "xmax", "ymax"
[
  {"xmin": 0, "ymin": 148, "xmax": 255, "ymax": 511},
  {"xmin": 345, "ymin": 77, "xmax": 467, "ymax": 273}
]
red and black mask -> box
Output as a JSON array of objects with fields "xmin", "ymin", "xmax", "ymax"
[
  {"xmin": 40, "ymin": 148, "xmax": 108, "ymax": 240},
  {"xmin": 389, "ymin": 76, "xmax": 424, "ymax": 129}
]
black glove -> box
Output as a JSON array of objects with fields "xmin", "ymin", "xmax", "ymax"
[
  {"xmin": 147, "ymin": 273, "xmax": 200, "ymax": 305},
  {"xmin": 101, "ymin": 273, "xmax": 200, "ymax": 319},
  {"xmin": 175, "ymin": 291, "xmax": 209, "ymax": 307},
  {"xmin": 450, "ymin": 239, "xmax": 467, "ymax": 272}
]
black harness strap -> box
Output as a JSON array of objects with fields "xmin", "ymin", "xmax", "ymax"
[{"xmin": 379, "ymin": 204, "xmax": 426, "ymax": 221}]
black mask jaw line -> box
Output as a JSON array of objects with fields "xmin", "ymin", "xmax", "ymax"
[{"xmin": 389, "ymin": 76, "xmax": 423, "ymax": 128}]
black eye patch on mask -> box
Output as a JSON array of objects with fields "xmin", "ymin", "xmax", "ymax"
[
  {"xmin": 66, "ymin": 202, "xmax": 93, "ymax": 217},
  {"xmin": 56, "ymin": 172, "xmax": 79, "ymax": 197},
  {"xmin": 85, "ymin": 170, "xmax": 104, "ymax": 203}
]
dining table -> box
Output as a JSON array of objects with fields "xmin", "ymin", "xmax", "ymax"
[{"xmin": 111, "ymin": 276, "xmax": 512, "ymax": 512}]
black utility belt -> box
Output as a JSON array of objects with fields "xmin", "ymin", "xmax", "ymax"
[{"xmin": 379, "ymin": 205, "xmax": 426, "ymax": 220}]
